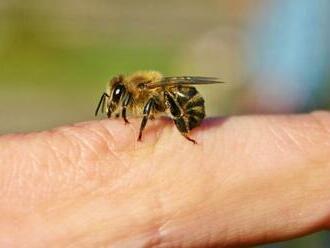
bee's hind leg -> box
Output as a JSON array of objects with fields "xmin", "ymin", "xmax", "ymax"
[
  {"xmin": 174, "ymin": 117, "xmax": 197, "ymax": 144},
  {"xmin": 164, "ymin": 91, "xmax": 197, "ymax": 144},
  {"xmin": 183, "ymin": 133, "xmax": 197, "ymax": 144}
]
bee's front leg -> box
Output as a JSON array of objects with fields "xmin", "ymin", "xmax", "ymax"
[{"xmin": 95, "ymin": 93, "xmax": 109, "ymax": 116}]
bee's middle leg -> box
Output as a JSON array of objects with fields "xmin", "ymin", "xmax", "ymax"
[
  {"xmin": 138, "ymin": 98, "xmax": 155, "ymax": 141},
  {"xmin": 121, "ymin": 93, "xmax": 132, "ymax": 124}
]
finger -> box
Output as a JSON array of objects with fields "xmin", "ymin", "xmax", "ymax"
[{"xmin": 0, "ymin": 112, "xmax": 329, "ymax": 247}]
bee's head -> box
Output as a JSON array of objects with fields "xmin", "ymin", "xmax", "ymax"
[{"xmin": 107, "ymin": 75, "xmax": 126, "ymax": 117}]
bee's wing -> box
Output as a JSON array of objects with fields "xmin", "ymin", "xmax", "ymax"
[{"xmin": 147, "ymin": 76, "xmax": 226, "ymax": 88}]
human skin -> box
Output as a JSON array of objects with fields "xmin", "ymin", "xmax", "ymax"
[{"xmin": 0, "ymin": 111, "xmax": 329, "ymax": 247}]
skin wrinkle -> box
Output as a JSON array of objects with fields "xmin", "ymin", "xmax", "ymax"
[
  {"xmin": 28, "ymin": 145, "xmax": 45, "ymax": 181},
  {"xmin": 43, "ymin": 132, "xmax": 84, "ymax": 197},
  {"xmin": 125, "ymin": 119, "xmax": 140, "ymax": 151},
  {"xmin": 174, "ymin": 116, "xmax": 326, "ymax": 244},
  {"xmin": 141, "ymin": 153, "xmax": 184, "ymax": 246},
  {"xmin": 150, "ymin": 122, "xmax": 169, "ymax": 160},
  {"xmin": 56, "ymin": 123, "xmax": 132, "ymax": 196},
  {"xmin": 88, "ymin": 123, "xmax": 125, "ymax": 167},
  {"xmin": 310, "ymin": 113, "xmax": 330, "ymax": 152},
  {"xmin": 96, "ymin": 120, "xmax": 134, "ymax": 169},
  {"xmin": 96, "ymin": 120, "xmax": 128, "ymax": 148},
  {"xmin": 7, "ymin": 143, "xmax": 44, "ymax": 204},
  {"xmin": 268, "ymin": 119, "xmax": 288, "ymax": 154},
  {"xmin": 155, "ymin": 119, "xmax": 245, "ymax": 246},
  {"xmin": 57, "ymin": 128, "xmax": 85, "ymax": 170},
  {"xmin": 8, "ymin": 127, "xmax": 103, "ymax": 208},
  {"xmin": 46, "ymin": 138, "xmax": 73, "ymax": 179},
  {"xmin": 41, "ymin": 193, "xmax": 144, "ymax": 246},
  {"xmin": 293, "ymin": 114, "xmax": 329, "ymax": 146},
  {"xmin": 146, "ymin": 122, "xmax": 187, "ymax": 248},
  {"xmin": 299, "ymin": 113, "xmax": 330, "ymax": 169},
  {"xmin": 151, "ymin": 160, "xmax": 177, "ymax": 247},
  {"xmin": 37, "ymin": 196, "xmax": 102, "ymax": 245},
  {"xmin": 156, "ymin": 160, "xmax": 226, "ymax": 247},
  {"xmin": 86, "ymin": 123, "xmax": 119, "ymax": 154},
  {"xmin": 224, "ymin": 119, "xmax": 260, "ymax": 177},
  {"xmin": 104, "ymin": 127, "xmax": 133, "ymax": 171},
  {"xmin": 1, "ymin": 150, "xmax": 18, "ymax": 198},
  {"xmin": 4, "ymin": 126, "xmax": 150, "ymax": 244},
  {"xmin": 237, "ymin": 130, "xmax": 257, "ymax": 168},
  {"xmin": 150, "ymin": 116, "xmax": 324, "ymax": 244},
  {"xmin": 153, "ymin": 122, "xmax": 175, "ymax": 153},
  {"xmin": 300, "ymin": 113, "xmax": 329, "ymax": 145},
  {"xmin": 311, "ymin": 111, "xmax": 330, "ymax": 134},
  {"xmin": 1, "ymin": 142, "xmax": 22, "ymax": 203},
  {"xmin": 209, "ymin": 120, "xmax": 228, "ymax": 168},
  {"xmin": 272, "ymin": 115, "xmax": 329, "ymax": 169},
  {"xmin": 65, "ymin": 128, "xmax": 103, "ymax": 162},
  {"xmin": 280, "ymin": 122, "xmax": 306, "ymax": 152},
  {"xmin": 145, "ymin": 149, "xmax": 166, "ymax": 248},
  {"xmin": 105, "ymin": 156, "xmax": 144, "ymax": 193},
  {"xmin": 224, "ymin": 118, "xmax": 258, "ymax": 169},
  {"xmin": 140, "ymin": 191, "xmax": 166, "ymax": 248},
  {"xmin": 39, "ymin": 130, "xmax": 83, "ymax": 193}
]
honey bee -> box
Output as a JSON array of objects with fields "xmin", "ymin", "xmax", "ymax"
[{"xmin": 95, "ymin": 71, "xmax": 224, "ymax": 143}]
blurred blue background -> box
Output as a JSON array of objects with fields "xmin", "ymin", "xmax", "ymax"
[{"xmin": 0, "ymin": 0, "xmax": 329, "ymax": 246}]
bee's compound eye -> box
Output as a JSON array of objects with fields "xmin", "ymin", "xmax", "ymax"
[
  {"xmin": 115, "ymin": 87, "xmax": 121, "ymax": 95},
  {"xmin": 112, "ymin": 85, "xmax": 125, "ymax": 102}
]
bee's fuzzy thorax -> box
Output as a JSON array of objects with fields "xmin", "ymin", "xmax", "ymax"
[{"xmin": 125, "ymin": 70, "xmax": 163, "ymax": 84}]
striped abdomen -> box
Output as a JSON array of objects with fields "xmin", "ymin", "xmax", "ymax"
[{"xmin": 166, "ymin": 86, "xmax": 205, "ymax": 134}]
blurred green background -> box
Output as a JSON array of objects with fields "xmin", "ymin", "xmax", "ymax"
[{"xmin": 0, "ymin": 0, "xmax": 329, "ymax": 246}]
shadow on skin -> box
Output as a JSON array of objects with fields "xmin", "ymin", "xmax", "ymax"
[
  {"xmin": 147, "ymin": 115, "xmax": 229, "ymax": 132},
  {"xmin": 111, "ymin": 116, "xmax": 230, "ymax": 146},
  {"xmin": 199, "ymin": 116, "xmax": 229, "ymax": 130}
]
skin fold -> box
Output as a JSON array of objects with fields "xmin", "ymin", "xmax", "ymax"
[{"xmin": 0, "ymin": 111, "xmax": 329, "ymax": 247}]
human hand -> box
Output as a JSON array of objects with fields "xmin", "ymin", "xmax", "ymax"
[{"xmin": 0, "ymin": 112, "xmax": 329, "ymax": 247}]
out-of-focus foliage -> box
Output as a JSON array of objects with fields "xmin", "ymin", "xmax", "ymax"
[{"xmin": 0, "ymin": 1, "xmax": 329, "ymax": 245}]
